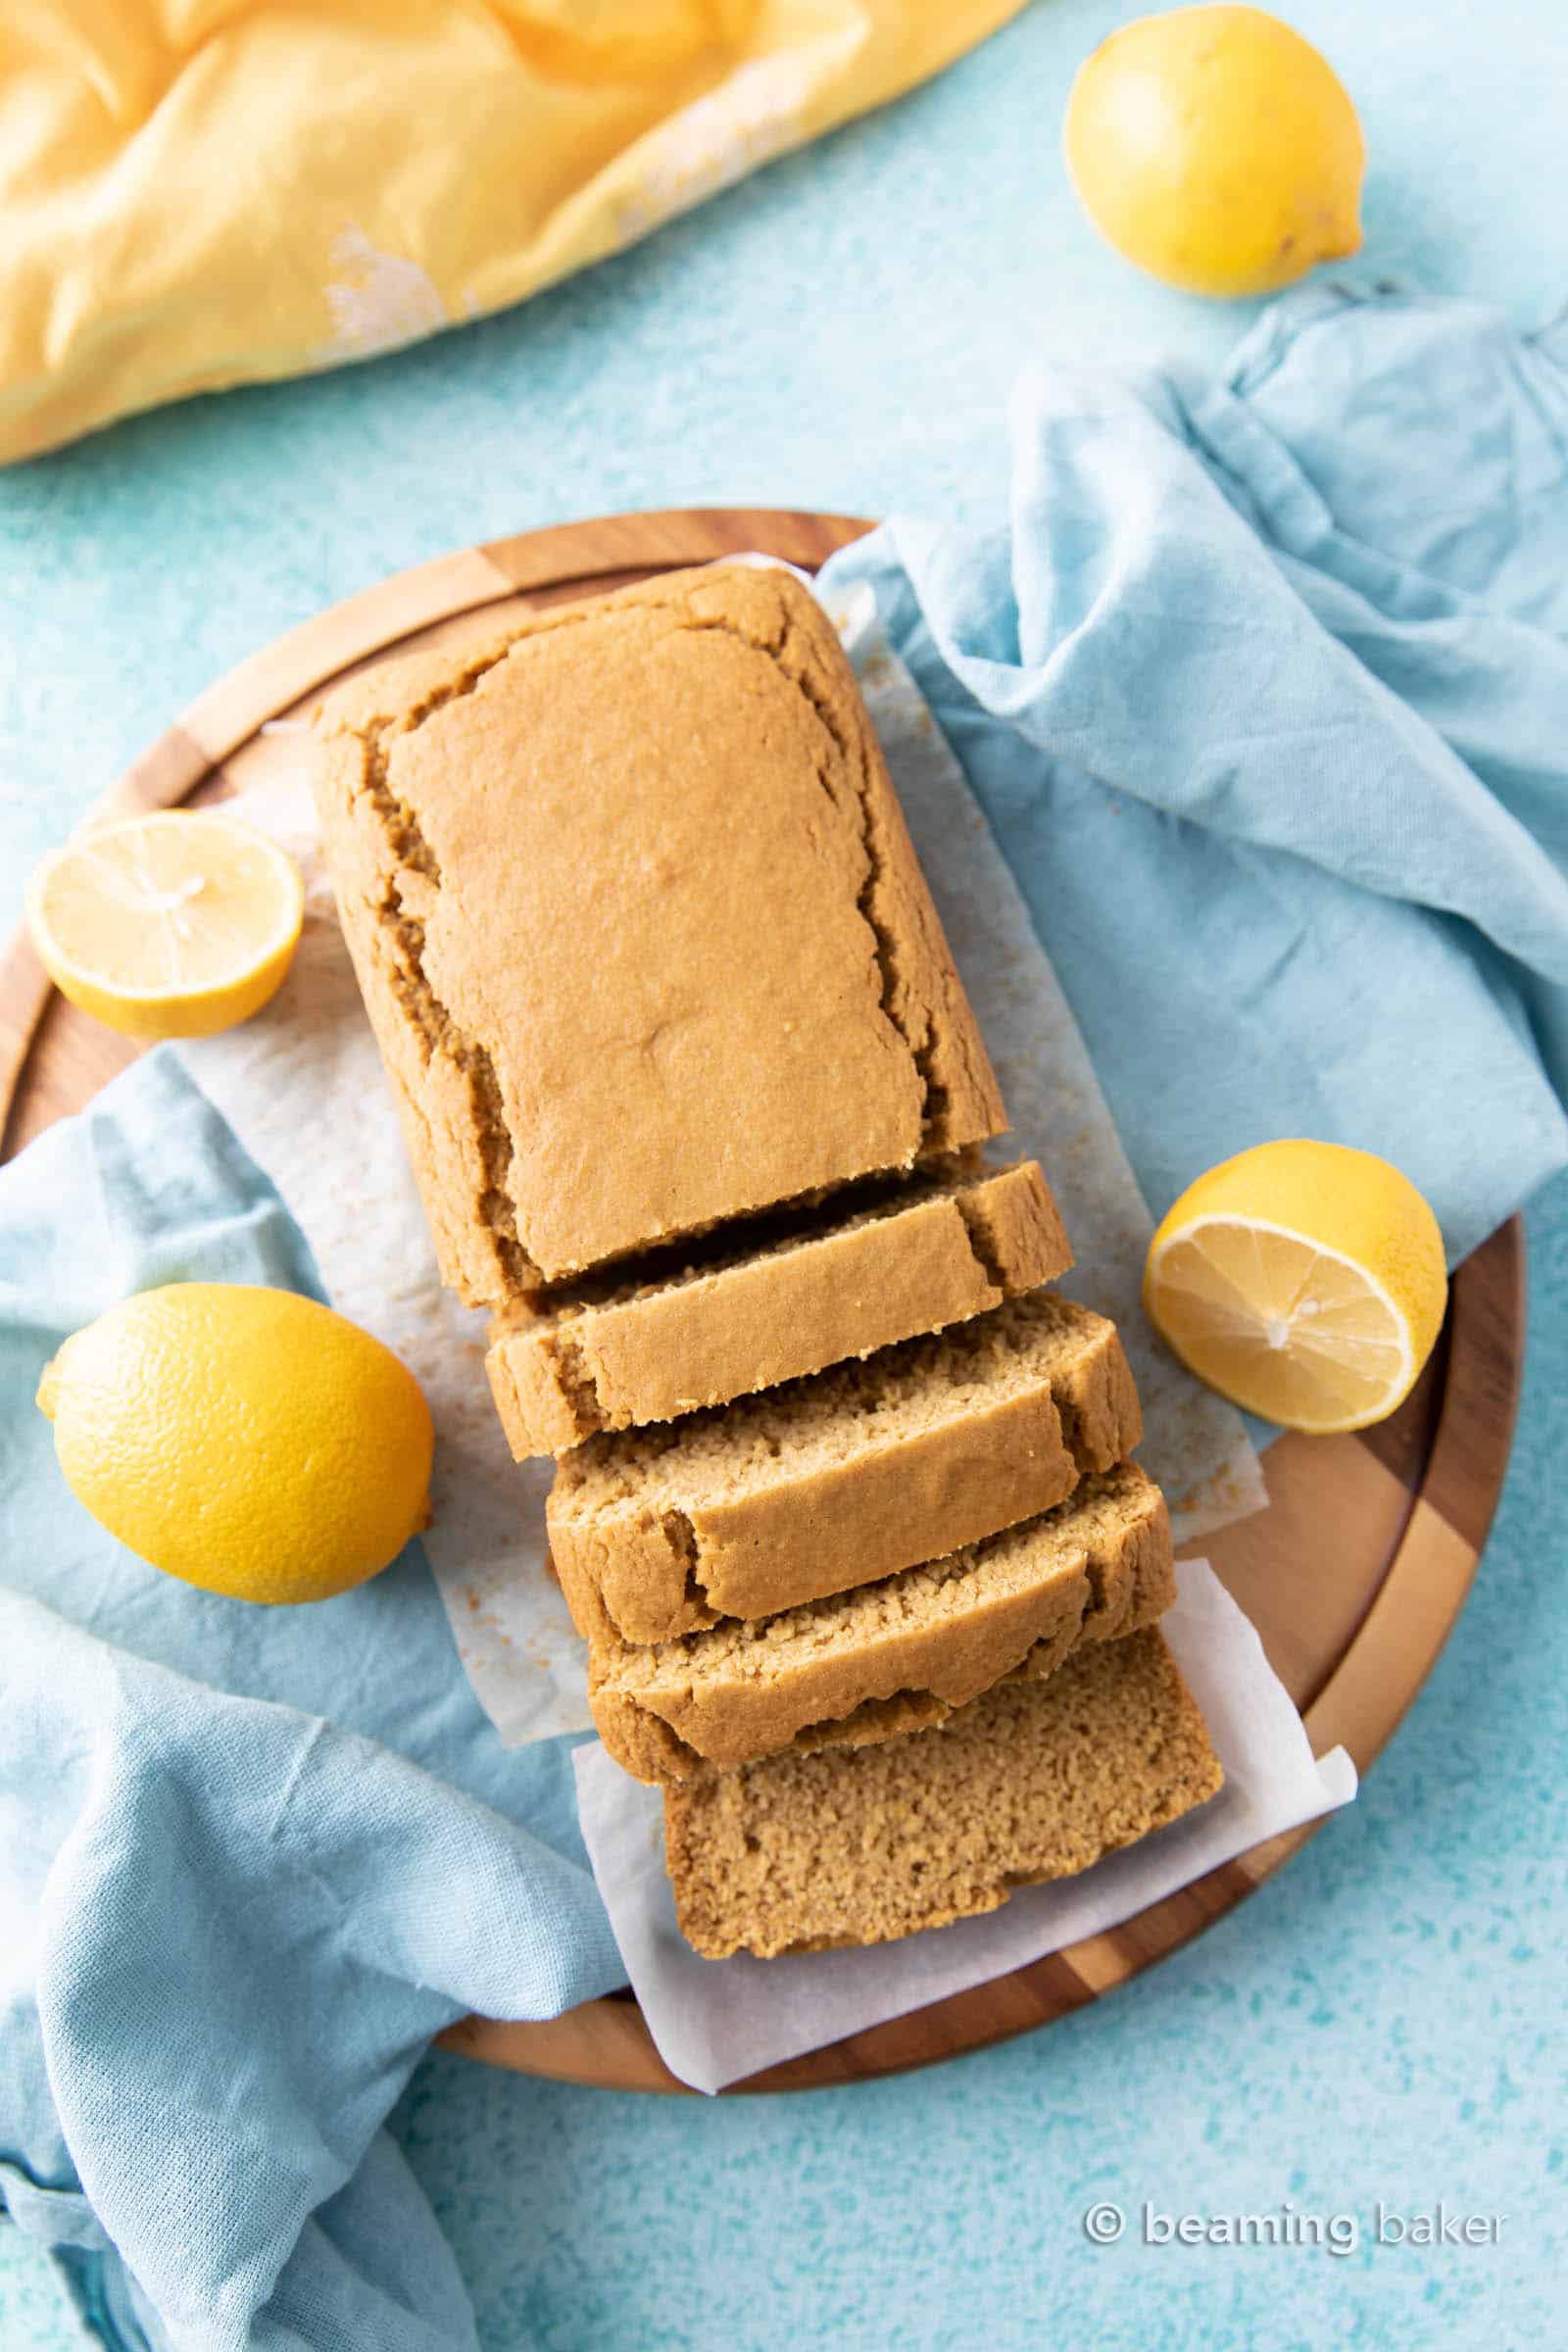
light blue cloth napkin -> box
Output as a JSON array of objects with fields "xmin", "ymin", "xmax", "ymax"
[
  {"xmin": 822, "ymin": 285, "xmax": 1568, "ymax": 1257},
  {"xmin": 0, "ymin": 1053, "xmax": 623, "ymax": 2352}
]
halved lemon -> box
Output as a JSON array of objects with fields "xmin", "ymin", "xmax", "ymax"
[
  {"xmin": 1144, "ymin": 1141, "xmax": 1447, "ymax": 1433},
  {"xmin": 25, "ymin": 810, "xmax": 304, "ymax": 1040}
]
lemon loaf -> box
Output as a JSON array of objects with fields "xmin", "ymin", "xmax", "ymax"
[
  {"xmin": 585, "ymin": 1462, "xmax": 1173, "ymax": 1782},
  {"xmin": 486, "ymin": 1158, "xmax": 1071, "ymax": 1459},
  {"xmin": 313, "ymin": 564, "xmax": 1005, "ymax": 1307},
  {"xmin": 548, "ymin": 1291, "xmax": 1142, "ymax": 1646},
  {"xmin": 665, "ymin": 1627, "xmax": 1223, "ymax": 1956}
]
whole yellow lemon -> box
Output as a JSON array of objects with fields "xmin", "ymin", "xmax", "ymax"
[
  {"xmin": 36, "ymin": 1284, "xmax": 434, "ymax": 1604},
  {"xmin": 1064, "ymin": 5, "xmax": 1364, "ymax": 298}
]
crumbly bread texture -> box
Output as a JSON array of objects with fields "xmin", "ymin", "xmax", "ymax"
[
  {"xmin": 665, "ymin": 1626, "xmax": 1223, "ymax": 1956},
  {"xmin": 548, "ymin": 1291, "xmax": 1142, "ymax": 1645},
  {"xmin": 312, "ymin": 564, "xmax": 1005, "ymax": 1305},
  {"xmin": 585, "ymin": 1461, "xmax": 1173, "ymax": 1782},
  {"xmin": 486, "ymin": 1158, "xmax": 1071, "ymax": 1458}
]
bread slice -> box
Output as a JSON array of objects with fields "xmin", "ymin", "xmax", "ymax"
[
  {"xmin": 486, "ymin": 1159, "xmax": 1071, "ymax": 1458},
  {"xmin": 665, "ymin": 1626, "xmax": 1223, "ymax": 1956},
  {"xmin": 313, "ymin": 563, "xmax": 1004, "ymax": 1306},
  {"xmin": 585, "ymin": 1461, "xmax": 1173, "ymax": 1782},
  {"xmin": 548, "ymin": 1291, "xmax": 1142, "ymax": 1645}
]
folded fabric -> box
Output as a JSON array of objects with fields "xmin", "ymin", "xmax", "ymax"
[
  {"xmin": 820, "ymin": 284, "xmax": 1568, "ymax": 1263},
  {"xmin": 0, "ymin": 1053, "xmax": 624, "ymax": 2352},
  {"xmin": 0, "ymin": 0, "xmax": 1025, "ymax": 463}
]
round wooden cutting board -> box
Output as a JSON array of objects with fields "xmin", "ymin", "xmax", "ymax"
[{"xmin": 0, "ymin": 509, "xmax": 1526, "ymax": 2096}]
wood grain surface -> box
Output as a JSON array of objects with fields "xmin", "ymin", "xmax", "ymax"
[{"xmin": 0, "ymin": 508, "xmax": 1525, "ymax": 2096}]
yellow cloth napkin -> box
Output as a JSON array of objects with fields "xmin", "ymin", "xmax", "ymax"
[{"xmin": 0, "ymin": 0, "xmax": 1025, "ymax": 464}]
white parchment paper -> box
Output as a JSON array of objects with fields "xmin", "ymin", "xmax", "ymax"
[
  {"xmin": 178, "ymin": 573, "xmax": 1263, "ymax": 1747},
  {"xmin": 572, "ymin": 1559, "xmax": 1356, "ymax": 2094}
]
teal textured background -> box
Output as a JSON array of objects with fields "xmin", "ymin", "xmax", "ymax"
[{"xmin": 3, "ymin": 2, "xmax": 1565, "ymax": 2344}]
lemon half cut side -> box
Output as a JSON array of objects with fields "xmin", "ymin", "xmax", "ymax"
[
  {"xmin": 25, "ymin": 809, "xmax": 304, "ymax": 1040},
  {"xmin": 1144, "ymin": 1142, "xmax": 1448, "ymax": 1434}
]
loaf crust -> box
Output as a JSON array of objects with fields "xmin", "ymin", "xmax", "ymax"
[
  {"xmin": 665, "ymin": 1626, "xmax": 1222, "ymax": 1956},
  {"xmin": 548, "ymin": 1292, "xmax": 1142, "ymax": 1645},
  {"xmin": 486, "ymin": 1160, "xmax": 1072, "ymax": 1458},
  {"xmin": 312, "ymin": 564, "xmax": 1004, "ymax": 1304},
  {"xmin": 587, "ymin": 1463, "xmax": 1174, "ymax": 1782}
]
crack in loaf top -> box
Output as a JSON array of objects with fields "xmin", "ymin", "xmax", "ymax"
[{"xmin": 314, "ymin": 564, "xmax": 1005, "ymax": 1299}]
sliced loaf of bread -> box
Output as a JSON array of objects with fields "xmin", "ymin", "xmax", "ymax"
[
  {"xmin": 586, "ymin": 1462, "xmax": 1173, "ymax": 1782},
  {"xmin": 665, "ymin": 1626, "xmax": 1223, "ymax": 1955},
  {"xmin": 548, "ymin": 1291, "xmax": 1142, "ymax": 1646},
  {"xmin": 486, "ymin": 1158, "xmax": 1072, "ymax": 1458}
]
